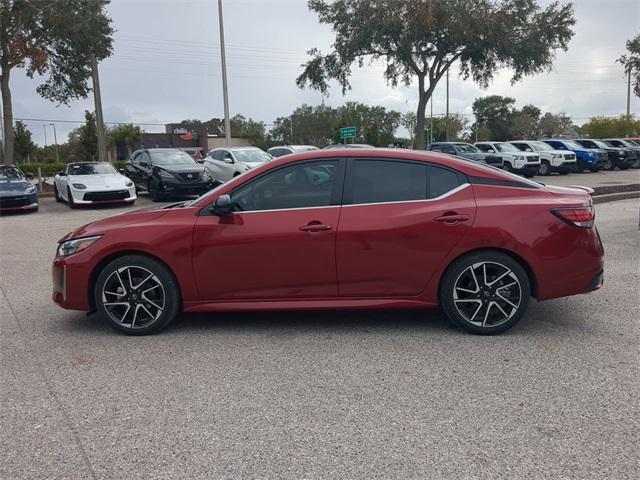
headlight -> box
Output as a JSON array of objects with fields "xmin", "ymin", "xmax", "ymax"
[
  {"xmin": 72, "ymin": 183, "xmax": 87, "ymax": 190},
  {"xmin": 514, "ymin": 155, "xmax": 524, "ymax": 161},
  {"xmin": 158, "ymin": 169, "xmax": 173, "ymax": 179},
  {"xmin": 125, "ymin": 181, "xmax": 133, "ymax": 187},
  {"xmin": 56, "ymin": 236, "xmax": 102, "ymax": 258},
  {"xmin": 552, "ymin": 154, "xmax": 562, "ymax": 159},
  {"xmin": 588, "ymin": 152, "xmax": 595, "ymax": 158},
  {"xmin": 618, "ymin": 152, "xmax": 626, "ymax": 157},
  {"xmin": 25, "ymin": 184, "xmax": 36, "ymax": 194}
]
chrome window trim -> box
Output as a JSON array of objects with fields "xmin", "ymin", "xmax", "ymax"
[
  {"xmin": 232, "ymin": 183, "xmax": 470, "ymax": 214},
  {"xmin": 342, "ymin": 183, "xmax": 470, "ymax": 208}
]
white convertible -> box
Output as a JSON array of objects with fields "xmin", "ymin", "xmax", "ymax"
[{"xmin": 54, "ymin": 162, "xmax": 136, "ymax": 207}]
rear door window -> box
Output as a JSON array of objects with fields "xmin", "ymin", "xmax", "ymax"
[
  {"xmin": 429, "ymin": 165, "xmax": 463, "ymax": 198},
  {"xmin": 349, "ymin": 160, "xmax": 428, "ymax": 205}
]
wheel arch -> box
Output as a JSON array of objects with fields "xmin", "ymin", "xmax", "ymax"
[
  {"xmin": 437, "ymin": 247, "xmax": 539, "ymax": 301},
  {"xmin": 87, "ymin": 250, "xmax": 183, "ymax": 313}
]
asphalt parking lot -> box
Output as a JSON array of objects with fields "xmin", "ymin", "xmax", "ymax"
[{"xmin": 1, "ymin": 195, "xmax": 639, "ymax": 479}]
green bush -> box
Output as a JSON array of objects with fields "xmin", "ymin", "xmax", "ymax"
[
  {"xmin": 18, "ymin": 161, "xmax": 127, "ymax": 178},
  {"xmin": 18, "ymin": 163, "xmax": 66, "ymax": 177}
]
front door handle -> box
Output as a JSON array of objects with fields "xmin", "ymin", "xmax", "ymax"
[
  {"xmin": 435, "ymin": 213, "xmax": 470, "ymax": 224},
  {"xmin": 299, "ymin": 223, "xmax": 333, "ymax": 232}
]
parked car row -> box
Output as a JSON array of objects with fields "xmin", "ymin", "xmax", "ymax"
[
  {"xmin": 427, "ymin": 138, "xmax": 640, "ymax": 177},
  {"xmin": 3, "ymin": 136, "xmax": 639, "ymax": 214}
]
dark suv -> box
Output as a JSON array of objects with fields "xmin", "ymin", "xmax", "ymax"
[
  {"xmin": 427, "ymin": 142, "xmax": 504, "ymax": 169},
  {"xmin": 126, "ymin": 149, "xmax": 211, "ymax": 201},
  {"xmin": 574, "ymin": 139, "xmax": 632, "ymax": 171},
  {"xmin": 602, "ymin": 139, "xmax": 640, "ymax": 168}
]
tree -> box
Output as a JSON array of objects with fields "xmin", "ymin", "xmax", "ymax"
[
  {"xmin": 538, "ymin": 112, "xmax": 576, "ymax": 138},
  {"xmin": 334, "ymin": 102, "xmax": 401, "ymax": 146},
  {"xmin": 297, "ymin": 0, "xmax": 575, "ymax": 149},
  {"xmin": 510, "ymin": 104, "xmax": 542, "ymax": 139},
  {"xmin": 108, "ymin": 124, "xmax": 142, "ymax": 159},
  {"xmin": 472, "ymin": 95, "xmax": 516, "ymax": 141},
  {"xmin": 270, "ymin": 104, "xmax": 338, "ymax": 147},
  {"xmin": 13, "ymin": 120, "xmax": 35, "ymax": 161},
  {"xmin": 579, "ymin": 115, "xmax": 640, "ymax": 138},
  {"xmin": 618, "ymin": 32, "xmax": 640, "ymax": 99},
  {"xmin": 401, "ymin": 112, "xmax": 417, "ymax": 144},
  {"xmin": 430, "ymin": 114, "xmax": 468, "ymax": 142},
  {"xmin": 0, "ymin": 0, "xmax": 114, "ymax": 163},
  {"xmin": 68, "ymin": 111, "xmax": 98, "ymax": 161},
  {"xmin": 230, "ymin": 114, "xmax": 268, "ymax": 148}
]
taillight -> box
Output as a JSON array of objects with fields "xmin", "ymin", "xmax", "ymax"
[{"xmin": 551, "ymin": 206, "xmax": 595, "ymax": 228}]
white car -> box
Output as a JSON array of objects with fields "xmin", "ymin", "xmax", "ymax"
[
  {"xmin": 54, "ymin": 162, "xmax": 136, "ymax": 207},
  {"xmin": 474, "ymin": 141, "xmax": 541, "ymax": 177},
  {"xmin": 204, "ymin": 147, "xmax": 272, "ymax": 183},
  {"xmin": 509, "ymin": 140, "xmax": 578, "ymax": 175},
  {"xmin": 267, "ymin": 145, "xmax": 319, "ymax": 157}
]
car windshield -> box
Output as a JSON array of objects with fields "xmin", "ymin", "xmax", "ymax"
[
  {"xmin": 455, "ymin": 144, "xmax": 479, "ymax": 153},
  {"xmin": 618, "ymin": 140, "xmax": 636, "ymax": 147},
  {"xmin": 233, "ymin": 149, "xmax": 271, "ymax": 164},
  {"xmin": 67, "ymin": 163, "xmax": 117, "ymax": 175},
  {"xmin": 529, "ymin": 141, "xmax": 554, "ymax": 151},
  {"xmin": 151, "ymin": 150, "xmax": 197, "ymax": 165},
  {"xmin": 563, "ymin": 141, "xmax": 583, "ymax": 150},
  {"xmin": 591, "ymin": 140, "xmax": 610, "ymax": 149},
  {"xmin": 0, "ymin": 166, "xmax": 25, "ymax": 180},
  {"xmin": 495, "ymin": 143, "xmax": 520, "ymax": 153}
]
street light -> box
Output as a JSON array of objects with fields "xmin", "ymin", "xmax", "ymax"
[
  {"xmin": 43, "ymin": 124, "xmax": 48, "ymax": 147},
  {"xmin": 218, "ymin": 0, "xmax": 231, "ymax": 147},
  {"xmin": 50, "ymin": 123, "xmax": 59, "ymax": 163}
]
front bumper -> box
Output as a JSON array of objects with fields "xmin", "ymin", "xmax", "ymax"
[
  {"xmin": 158, "ymin": 178, "xmax": 211, "ymax": 196},
  {"xmin": 70, "ymin": 187, "xmax": 137, "ymax": 205},
  {"xmin": 0, "ymin": 193, "xmax": 39, "ymax": 212}
]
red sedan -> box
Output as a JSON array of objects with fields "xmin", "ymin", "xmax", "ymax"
[{"xmin": 52, "ymin": 149, "xmax": 604, "ymax": 335}]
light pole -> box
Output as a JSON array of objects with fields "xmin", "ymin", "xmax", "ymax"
[
  {"xmin": 43, "ymin": 125, "xmax": 48, "ymax": 147},
  {"xmin": 50, "ymin": 123, "xmax": 59, "ymax": 163},
  {"xmin": 218, "ymin": 0, "xmax": 231, "ymax": 147}
]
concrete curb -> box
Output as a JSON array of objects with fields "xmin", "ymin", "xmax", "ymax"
[{"xmin": 593, "ymin": 191, "xmax": 640, "ymax": 204}]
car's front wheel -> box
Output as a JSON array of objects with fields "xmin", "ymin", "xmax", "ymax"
[
  {"xmin": 54, "ymin": 183, "xmax": 62, "ymax": 202},
  {"xmin": 538, "ymin": 161, "xmax": 551, "ymax": 176},
  {"xmin": 439, "ymin": 251, "xmax": 531, "ymax": 335},
  {"xmin": 94, "ymin": 255, "xmax": 181, "ymax": 335}
]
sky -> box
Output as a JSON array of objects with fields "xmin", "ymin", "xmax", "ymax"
[{"xmin": 6, "ymin": 0, "xmax": 640, "ymax": 146}]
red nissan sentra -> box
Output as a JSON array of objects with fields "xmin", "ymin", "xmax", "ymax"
[{"xmin": 52, "ymin": 149, "xmax": 604, "ymax": 335}]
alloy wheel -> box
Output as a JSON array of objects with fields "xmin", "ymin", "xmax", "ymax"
[
  {"xmin": 538, "ymin": 162, "xmax": 550, "ymax": 176},
  {"xmin": 101, "ymin": 266, "xmax": 166, "ymax": 329},
  {"xmin": 452, "ymin": 261, "xmax": 522, "ymax": 328}
]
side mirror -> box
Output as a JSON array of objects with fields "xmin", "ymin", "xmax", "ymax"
[
  {"xmin": 25, "ymin": 172, "xmax": 34, "ymax": 180},
  {"xmin": 488, "ymin": 148, "xmax": 495, "ymax": 153},
  {"xmin": 58, "ymin": 171, "xmax": 66, "ymax": 176},
  {"xmin": 140, "ymin": 161, "xmax": 150, "ymax": 168},
  {"xmin": 118, "ymin": 168, "xmax": 126, "ymax": 174},
  {"xmin": 224, "ymin": 156, "xmax": 234, "ymax": 164},
  {"xmin": 526, "ymin": 148, "xmax": 533, "ymax": 152},
  {"xmin": 211, "ymin": 194, "xmax": 233, "ymax": 215}
]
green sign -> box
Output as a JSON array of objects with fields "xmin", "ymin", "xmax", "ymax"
[{"xmin": 339, "ymin": 127, "xmax": 357, "ymax": 139}]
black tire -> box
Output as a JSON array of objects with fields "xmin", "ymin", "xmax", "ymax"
[
  {"xmin": 502, "ymin": 162, "xmax": 513, "ymax": 173},
  {"xmin": 576, "ymin": 162, "xmax": 585, "ymax": 173},
  {"xmin": 601, "ymin": 159, "xmax": 613, "ymax": 171},
  {"xmin": 439, "ymin": 251, "xmax": 531, "ymax": 335},
  {"xmin": 619, "ymin": 164, "xmax": 629, "ymax": 170},
  {"xmin": 149, "ymin": 180, "xmax": 162, "ymax": 202},
  {"xmin": 538, "ymin": 161, "xmax": 551, "ymax": 176},
  {"xmin": 94, "ymin": 254, "xmax": 181, "ymax": 335},
  {"xmin": 54, "ymin": 183, "xmax": 62, "ymax": 202},
  {"xmin": 67, "ymin": 187, "xmax": 76, "ymax": 208}
]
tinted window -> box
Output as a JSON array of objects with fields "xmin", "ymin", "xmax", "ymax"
[
  {"xmin": 139, "ymin": 152, "xmax": 151, "ymax": 165},
  {"xmin": 440, "ymin": 145, "xmax": 456, "ymax": 154},
  {"xmin": 150, "ymin": 150, "xmax": 197, "ymax": 165},
  {"xmin": 350, "ymin": 160, "xmax": 427, "ymax": 204},
  {"xmin": 231, "ymin": 160, "xmax": 338, "ymax": 211},
  {"xmin": 67, "ymin": 163, "xmax": 117, "ymax": 175},
  {"xmin": 475, "ymin": 144, "xmax": 493, "ymax": 152},
  {"xmin": 429, "ymin": 165, "xmax": 462, "ymax": 198},
  {"xmin": 511, "ymin": 143, "xmax": 528, "ymax": 151},
  {"xmin": 577, "ymin": 140, "xmax": 596, "ymax": 148}
]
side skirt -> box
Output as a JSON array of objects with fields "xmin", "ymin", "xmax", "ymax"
[{"xmin": 183, "ymin": 298, "xmax": 437, "ymax": 313}]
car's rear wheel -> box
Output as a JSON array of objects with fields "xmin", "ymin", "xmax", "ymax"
[
  {"xmin": 439, "ymin": 252, "xmax": 531, "ymax": 335},
  {"xmin": 94, "ymin": 255, "xmax": 181, "ymax": 335}
]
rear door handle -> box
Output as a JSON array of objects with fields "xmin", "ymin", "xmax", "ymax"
[
  {"xmin": 299, "ymin": 224, "xmax": 333, "ymax": 232},
  {"xmin": 435, "ymin": 213, "xmax": 470, "ymax": 224}
]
